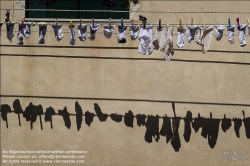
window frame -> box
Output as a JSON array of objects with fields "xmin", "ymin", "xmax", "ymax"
[{"xmin": 25, "ymin": 0, "xmax": 131, "ymax": 21}]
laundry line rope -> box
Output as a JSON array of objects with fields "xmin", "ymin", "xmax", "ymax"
[
  {"xmin": 0, "ymin": 29, "xmax": 248, "ymax": 36},
  {"xmin": 1, "ymin": 8, "xmax": 250, "ymax": 14},
  {"xmin": 1, "ymin": 22, "xmax": 250, "ymax": 27},
  {"xmin": 2, "ymin": 22, "xmax": 250, "ymax": 27}
]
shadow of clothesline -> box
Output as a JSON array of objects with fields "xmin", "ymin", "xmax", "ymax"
[{"xmin": 1, "ymin": 99, "xmax": 250, "ymax": 152}]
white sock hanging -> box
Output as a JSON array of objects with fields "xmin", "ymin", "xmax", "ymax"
[
  {"xmin": 164, "ymin": 26, "xmax": 174, "ymax": 61},
  {"xmin": 237, "ymin": 24, "xmax": 247, "ymax": 47},
  {"xmin": 6, "ymin": 22, "xmax": 15, "ymax": 42},
  {"xmin": 68, "ymin": 25, "xmax": 76, "ymax": 45},
  {"xmin": 138, "ymin": 25, "xmax": 153, "ymax": 56},
  {"xmin": 129, "ymin": 25, "xmax": 139, "ymax": 40},
  {"xmin": 103, "ymin": 25, "xmax": 115, "ymax": 39},
  {"xmin": 38, "ymin": 24, "xmax": 47, "ymax": 44},
  {"xmin": 153, "ymin": 29, "xmax": 159, "ymax": 50},
  {"xmin": 185, "ymin": 25, "xmax": 198, "ymax": 43},
  {"xmin": 201, "ymin": 26, "xmax": 213, "ymax": 54},
  {"xmin": 16, "ymin": 23, "xmax": 25, "ymax": 45},
  {"xmin": 51, "ymin": 23, "xmax": 64, "ymax": 41},
  {"xmin": 118, "ymin": 26, "xmax": 127, "ymax": 43},
  {"xmin": 227, "ymin": 25, "xmax": 235, "ymax": 44},
  {"xmin": 88, "ymin": 24, "xmax": 100, "ymax": 40},
  {"xmin": 194, "ymin": 27, "xmax": 202, "ymax": 45},
  {"xmin": 214, "ymin": 25, "xmax": 225, "ymax": 41},
  {"xmin": 176, "ymin": 26, "xmax": 186, "ymax": 48},
  {"xmin": 153, "ymin": 26, "xmax": 165, "ymax": 51},
  {"xmin": 78, "ymin": 24, "xmax": 87, "ymax": 41},
  {"xmin": 23, "ymin": 22, "xmax": 32, "ymax": 38}
]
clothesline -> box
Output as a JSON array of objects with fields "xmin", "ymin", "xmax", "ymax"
[
  {"xmin": 1, "ymin": 8, "xmax": 250, "ymax": 14},
  {"xmin": 1, "ymin": 29, "xmax": 248, "ymax": 36},
  {"xmin": 2, "ymin": 22, "xmax": 250, "ymax": 27}
]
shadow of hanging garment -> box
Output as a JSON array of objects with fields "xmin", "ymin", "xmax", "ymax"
[
  {"xmin": 13, "ymin": 99, "xmax": 23, "ymax": 126},
  {"xmin": 160, "ymin": 115, "xmax": 173, "ymax": 143},
  {"xmin": 221, "ymin": 114, "xmax": 232, "ymax": 132},
  {"xmin": 58, "ymin": 107, "xmax": 71, "ymax": 129},
  {"xmin": 35, "ymin": 104, "xmax": 44, "ymax": 130},
  {"xmin": 136, "ymin": 114, "xmax": 146, "ymax": 126},
  {"xmin": 44, "ymin": 107, "xmax": 55, "ymax": 129},
  {"xmin": 75, "ymin": 101, "xmax": 83, "ymax": 131},
  {"xmin": 144, "ymin": 115, "xmax": 160, "ymax": 143},
  {"xmin": 201, "ymin": 118, "xmax": 210, "ymax": 139},
  {"xmin": 23, "ymin": 102, "xmax": 33, "ymax": 122},
  {"xmin": 124, "ymin": 110, "xmax": 134, "ymax": 128},
  {"xmin": 171, "ymin": 117, "xmax": 181, "ymax": 152},
  {"xmin": 183, "ymin": 111, "xmax": 192, "ymax": 143},
  {"xmin": 0, "ymin": 104, "xmax": 12, "ymax": 128},
  {"xmin": 110, "ymin": 113, "xmax": 123, "ymax": 122},
  {"xmin": 192, "ymin": 113, "xmax": 204, "ymax": 133},
  {"xmin": 208, "ymin": 118, "xmax": 220, "ymax": 148},
  {"xmin": 23, "ymin": 103, "xmax": 43, "ymax": 130},
  {"xmin": 243, "ymin": 113, "xmax": 250, "ymax": 139},
  {"xmin": 94, "ymin": 103, "xmax": 108, "ymax": 122},
  {"xmin": 85, "ymin": 111, "xmax": 95, "ymax": 126},
  {"xmin": 233, "ymin": 118, "xmax": 242, "ymax": 138},
  {"xmin": 199, "ymin": 113, "xmax": 220, "ymax": 149}
]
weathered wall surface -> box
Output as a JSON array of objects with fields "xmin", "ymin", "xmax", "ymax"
[{"xmin": 1, "ymin": 1, "xmax": 250, "ymax": 166}]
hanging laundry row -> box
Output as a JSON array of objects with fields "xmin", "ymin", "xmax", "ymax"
[
  {"xmin": 0, "ymin": 16, "xmax": 250, "ymax": 60},
  {"xmin": 0, "ymin": 18, "xmax": 139, "ymax": 45},
  {"xmin": 152, "ymin": 17, "xmax": 250, "ymax": 60}
]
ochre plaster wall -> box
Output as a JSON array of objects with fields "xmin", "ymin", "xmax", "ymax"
[{"xmin": 1, "ymin": 1, "xmax": 250, "ymax": 165}]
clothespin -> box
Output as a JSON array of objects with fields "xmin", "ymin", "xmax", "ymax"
[
  {"xmin": 228, "ymin": 18, "xmax": 231, "ymax": 28},
  {"xmin": 109, "ymin": 18, "xmax": 111, "ymax": 27},
  {"xmin": 5, "ymin": 10, "xmax": 10, "ymax": 23},
  {"xmin": 217, "ymin": 18, "xmax": 220, "ymax": 25},
  {"xmin": 5, "ymin": 10, "xmax": 11, "ymax": 32},
  {"xmin": 247, "ymin": 17, "xmax": 250, "ymax": 26},
  {"xmin": 166, "ymin": 24, "xmax": 171, "ymax": 33},
  {"xmin": 31, "ymin": 21, "xmax": 35, "ymax": 26},
  {"xmin": 191, "ymin": 17, "xmax": 193, "ymax": 27},
  {"xmin": 70, "ymin": 20, "xmax": 73, "ymax": 28},
  {"xmin": 158, "ymin": 19, "xmax": 162, "ymax": 31},
  {"xmin": 56, "ymin": 19, "xmax": 58, "ymax": 26},
  {"xmin": 120, "ymin": 18, "xmax": 124, "ymax": 28},
  {"xmin": 179, "ymin": 19, "xmax": 182, "ymax": 30},
  {"xmin": 41, "ymin": 22, "xmax": 44, "ymax": 26},
  {"xmin": 21, "ymin": 20, "xmax": 25, "ymax": 27},
  {"xmin": 80, "ymin": 18, "xmax": 82, "ymax": 26},
  {"xmin": 203, "ymin": 19, "xmax": 206, "ymax": 28},
  {"xmin": 236, "ymin": 17, "xmax": 240, "ymax": 29},
  {"xmin": 139, "ymin": 15, "xmax": 147, "ymax": 28},
  {"xmin": 92, "ymin": 18, "xmax": 94, "ymax": 27}
]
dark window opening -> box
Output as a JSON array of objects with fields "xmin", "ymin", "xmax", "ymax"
[{"xmin": 25, "ymin": 0, "xmax": 129, "ymax": 19}]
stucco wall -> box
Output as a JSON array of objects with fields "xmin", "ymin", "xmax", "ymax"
[{"xmin": 1, "ymin": 0, "xmax": 250, "ymax": 165}]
